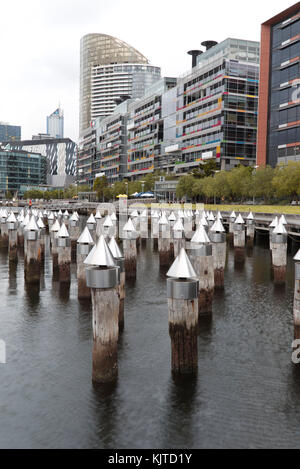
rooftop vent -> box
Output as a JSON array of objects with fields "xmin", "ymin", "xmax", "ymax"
[
  {"xmin": 187, "ymin": 50, "xmax": 203, "ymax": 68},
  {"xmin": 201, "ymin": 40, "xmax": 218, "ymax": 50}
]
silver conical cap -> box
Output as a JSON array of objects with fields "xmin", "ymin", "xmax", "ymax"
[
  {"xmin": 103, "ymin": 215, "xmax": 113, "ymax": 228},
  {"xmin": 84, "ymin": 235, "xmax": 116, "ymax": 267},
  {"xmin": 50, "ymin": 219, "xmax": 61, "ymax": 232},
  {"xmin": 210, "ymin": 219, "xmax": 226, "ymax": 233},
  {"xmin": 167, "ymin": 248, "xmax": 197, "ymax": 279},
  {"xmin": 235, "ymin": 214, "xmax": 245, "ymax": 225},
  {"xmin": 77, "ymin": 226, "xmax": 94, "ymax": 245},
  {"xmin": 109, "ymin": 237, "xmax": 123, "ymax": 259},
  {"xmin": 273, "ymin": 220, "xmax": 287, "ymax": 235},
  {"xmin": 87, "ymin": 213, "xmax": 96, "ymax": 224},
  {"xmin": 25, "ymin": 215, "xmax": 39, "ymax": 231},
  {"xmin": 123, "ymin": 218, "xmax": 135, "ymax": 232},
  {"xmin": 191, "ymin": 225, "xmax": 210, "ymax": 244},
  {"xmin": 95, "ymin": 210, "xmax": 102, "ymax": 220},
  {"xmin": 294, "ymin": 249, "xmax": 300, "ymax": 262},
  {"xmin": 247, "ymin": 212, "xmax": 254, "ymax": 220},
  {"xmin": 57, "ymin": 223, "xmax": 70, "ymax": 238},
  {"xmin": 173, "ymin": 219, "xmax": 184, "ymax": 232},
  {"xmin": 7, "ymin": 212, "xmax": 17, "ymax": 223},
  {"xmin": 269, "ymin": 216, "xmax": 278, "ymax": 228}
]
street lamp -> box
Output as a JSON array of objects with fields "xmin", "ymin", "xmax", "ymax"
[
  {"xmin": 125, "ymin": 182, "xmax": 128, "ymax": 197},
  {"xmin": 141, "ymin": 180, "xmax": 146, "ymax": 193}
]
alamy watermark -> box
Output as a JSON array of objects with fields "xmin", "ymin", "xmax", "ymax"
[{"xmin": 0, "ymin": 339, "xmax": 6, "ymax": 364}]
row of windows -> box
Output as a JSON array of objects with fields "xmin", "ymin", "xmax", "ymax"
[
  {"xmin": 184, "ymin": 98, "xmax": 220, "ymax": 121},
  {"xmin": 223, "ymin": 95, "xmax": 257, "ymax": 112},
  {"xmin": 271, "ymin": 63, "xmax": 299, "ymax": 87},
  {"xmin": 182, "ymin": 130, "xmax": 222, "ymax": 148},
  {"xmin": 270, "ymin": 105, "xmax": 300, "ymax": 127},
  {"xmin": 272, "ymin": 43, "xmax": 300, "ymax": 68},
  {"xmin": 223, "ymin": 143, "xmax": 256, "ymax": 158},
  {"xmin": 224, "ymin": 126, "xmax": 257, "ymax": 143},
  {"xmin": 183, "ymin": 115, "xmax": 221, "ymax": 135},
  {"xmin": 277, "ymin": 144, "xmax": 300, "ymax": 158},
  {"xmin": 225, "ymin": 111, "xmax": 257, "ymax": 127},
  {"xmin": 226, "ymin": 79, "xmax": 258, "ymax": 95},
  {"xmin": 269, "ymin": 127, "xmax": 300, "ymax": 146},
  {"xmin": 272, "ymin": 19, "xmax": 300, "ymax": 48}
]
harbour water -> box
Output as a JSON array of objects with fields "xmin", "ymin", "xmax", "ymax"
[{"xmin": 0, "ymin": 237, "xmax": 300, "ymax": 449}]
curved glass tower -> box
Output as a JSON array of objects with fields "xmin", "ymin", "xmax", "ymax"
[{"xmin": 80, "ymin": 34, "xmax": 161, "ymax": 136}]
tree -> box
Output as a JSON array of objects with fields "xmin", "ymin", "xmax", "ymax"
[
  {"xmin": 226, "ymin": 165, "xmax": 253, "ymax": 201},
  {"xmin": 191, "ymin": 160, "xmax": 217, "ymax": 179},
  {"xmin": 272, "ymin": 162, "xmax": 300, "ymax": 201},
  {"xmin": 93, "ymin": 176, "xmax": 108, "ymax": 201},
  {"xmin": 176, "ymin": 175, "xmax": 195, "ymax": 200},
  {"xmin": 252, "ymin": 166, "xmax": 274, "ymax": 202}
]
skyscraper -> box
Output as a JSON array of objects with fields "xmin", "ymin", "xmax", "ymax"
[
  {"xmin": 257, "ymin": 2, "xmax": 300, "ymax": 167},
  {"xmin": 79, "ymin": 33, "xmax": 161, "ymax": 136},
  {"xmin": 47, "ymin": 107, "xmax": 64, "ymax": 139},
  {"xmin": 0, "ymin": 123, "xmax": 21, "ymax": 143}
]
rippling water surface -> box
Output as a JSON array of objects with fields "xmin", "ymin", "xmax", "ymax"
[{"xmin": 0, "ymin": 236, "xmax": 300, "ymax": 449}]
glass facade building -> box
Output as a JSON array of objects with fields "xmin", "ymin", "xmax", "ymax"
[
  {"xmin": 47, "ymin": 107, "xmax": 64, "ymax": 139},
  {"xmin": 0, "ymin": 123, "xmax": 21, "ymax": 143},
  {"xmin": 80, "ymin": 33, "xmax": 161, "ymax": 136},
  {"xmin": 0, "ymin": 148, "xmax": 46, "ymax": 196},
  {"xmin": 257, "ymin": 2, "xmax": 300, "ymax": 166},
  {"xmin": 174, "ymin": 38, "xmax": 260, "ymax": 173}
]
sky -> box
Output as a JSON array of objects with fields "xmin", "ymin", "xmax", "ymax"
[{"xmin": 0, "ymin": 0, "xmax": 297, "ymax": 143}]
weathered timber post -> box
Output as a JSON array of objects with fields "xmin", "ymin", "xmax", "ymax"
[
  {"xmin": 158, "ymin": 213, "xmax": 172, "ymax": 267},
  {"xmin": 246, "ymin": 212, "xmax": 255, "ymax": 248},
  {"xmin": 293, "ymin": 250, "xmax": 300, "ymax": 341},
  {"xmin": 57, "ymin": 223, "xmax": 71, "ymax": 284},
  {"xmin": 24, "ymin": 216, "xmax": 41, "ymax": 284},
  {"xmin": 210, "ymin": 219, "xmax": 227, "ymax": 288},
  {"xmin": 77, "ymin": 226, "xmax": 94, "ymax": 300},
  {"xmin": 122, "ymin": 218, "xmax": 137, "ymax": 280},
  {"xmin": 50, "ymin": 219, "xmax": 61, "ymax": 275},
  {"xmin": 269, "ymin": 216, "xmax": 279, "ymax": 251},
  {"xmin": 167, "ymin": 248, "xmax": 199, "ymax": 376},
  {"xmin": 48, "ymin": 211, "xmax": 55, "ymax": 231},
  {"xmin": 172, "ymin": 218, "xmax": 186, "ymax": 258},
  {"xmin": 109, "ymin": 237, "xmax": 126, "ymax": 332},
  {"xmin": 233, "ymin": 214, "xmax": 246, "ymax": 264},
  {"xmin": 87, "ymin": 213, "xmax": 97, "ymax": 243},
  {"xmin": 229, "ymin": 211, "xmax": 236, "ymax": 245},
  {"xmin": 17, "ymin": 211, "xmax": 25, "ymax": 248},
  {"xmin": 7, "ymin": 212, "xmax": 18, "ymax": 263},
  {"xmin": 140, "ymin": 209, "xmax": 148, "ymax": 246},
  {"xmin": 0, "ymin": 209, "xmax": 9, "ymax": 249},
  {"xmin": 151, "ymin": 211, "xmax": 159, "ymax": 250},
  {"xmin": 85, "ymin": 235, "xmax": 120, "ymax": 384},
  {"xmin": 189, "ymin": 225, "xmax": 214, "ymax": 317},
  {"xmin": 69, "ymin": 212, "xmax": 80, "ymax": 262},
  {"xmin": 271, "ymin": 221, "xmax": 287, "ymax": 285},
  {"xmin": 37, "ymin": 217, "xmax": 46, "ymax": 263}
]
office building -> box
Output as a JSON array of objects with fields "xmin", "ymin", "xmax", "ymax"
[
  {"xmin": 257, "ymin": 2, "xmax": 300, "ymax": 166},
  {"xmin": 173, "ymin": 38, "xmax": 260, "ymax": 174},
  {"xmin": 126, "ymin": 77, "xmax": 177, "ymax": 179},
  {"xmin": 47, "ymin": 107, "xmax": 64, "ymax": 138},
  {"xmin": 80, "ymin": 33, "xmax": 161, "ymax": 135},
  {"xmin": 0, "ymin": 123, "xmax": 21, "ymax": 143},
  {"xmin": 10, "ymin": 137, "xmax": 76, "ymax": 187},
  {"xmin": 0, "ymin": 146, "xmax": 46, "ymax": 197}
]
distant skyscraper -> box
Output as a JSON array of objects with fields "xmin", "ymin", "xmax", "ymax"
[
  {"xmin": 0, "ymin": 123, "xmax": 21, "ymax": 143},
  {"xmin": 79, "ymin": 33, "xmax": 161, "ymax": 136},
  {"xmin": 47, "ymin": 107, "xmax": 64, "ymax": 139}
]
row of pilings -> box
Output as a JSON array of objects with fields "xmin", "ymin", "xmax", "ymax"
[{"xmin": 0, "ymin": 205, "xmax": 299, "ymax": 383}]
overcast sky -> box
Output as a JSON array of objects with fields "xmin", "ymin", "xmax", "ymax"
[{"xmin": 0, "ymin": 0, "xmax": 296, "ymax": 143}]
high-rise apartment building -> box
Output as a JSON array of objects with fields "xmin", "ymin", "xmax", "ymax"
[
  {"xmin": 80, "ymin": 34, "xmax": 161, "ymax": 136},
  {"xmin": 0, "ymin": 123, "xmax": 21, "ymax": 143},
  {"xmin": 47, "ymin": 107, "xmax": 64, "ymax": 139},
  {"xmin": 257, "ymin": 2, "xmax": 300, "ymax": 167}
]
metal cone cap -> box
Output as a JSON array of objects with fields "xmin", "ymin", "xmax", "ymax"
[
  {"xmin": 37, "ymin": 217, "xmax": 45, "ymax": 229},
  {"xmin": 84, "ymin": 235, "xmax": 116, "ymax": 267},
  {"xmin": 25, "ymin": 215, "xmax": 39, "ymax": 231},
  {"xmin": 273, "ymin": 220, "xmax": 287, "ymax": 235},
  {"xmin": 7, "ymin": 212, "xmax": 17, "ymax": 223},
  {"xmin": 95, "ymin": 210, "xmax": 102, "ymax": 220},
  {"xmin": 159, "ymin": 213, "xmax": 169, "ymax": 225},
  {"xmin": 247, "ymin": 212, "xmax": 254, "ymax": 220},
  {"xmin": 211, "ymin": 219, "xmax": 226, "ymax": 233},
  {"xmin": 123, "ymin": 218, "xmax": 135, "ymax": 232},
  {"xmin": 191, "ymin": 224, "xmax": 211, "ymax": 244},
  {"xmin": 269, "ymin": 216, "xmax": 278, "ymax": 228},
  {"xmin": 57, "ymin": 223, "xmax": 70, "ymax": 238},
  {"xmin": 235, "ymin": 214, "xmax": 245, "ymax": 224},
  {"xmin": 50, "ymin": 219, "xmax": 61, "ymax": 232},
  {"xmin": 294, "ymin": 249, "xmax": 300, "ymax": 261},
  {"xmin": 77, "ymin": 226, "xmax": 94, "ymax": 245},
  {"xmin": 173, "ymin": 218, "xmax": 184, "ymax": 232},
  {"xmin": 103, "ymin": 215, "xmax": 113, "ymax": 228},
  {"xmin": 168, "ymin": 212, "xmax": 177, "ymax": 222},
  {"xmin": 167, "ymin": 248, "xmax": 197, "ymax": 279},
  {"xmin": 87, "ymin": 213, "xmax": 96, "ymax": 224},
  {"xmin": 109, "ymin": 237, "xmax": 123, "ymax": 259},
  {"xmin": 280, "ymin": 215, "xmax": 287, "ymax": 225}
]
